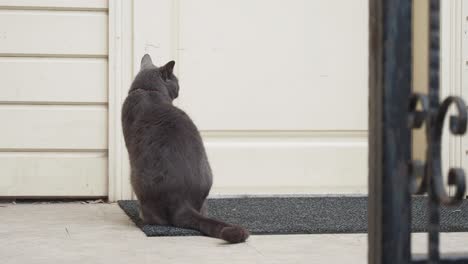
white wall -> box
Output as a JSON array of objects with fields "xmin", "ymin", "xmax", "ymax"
[{"xmin": 0, "ymin": 0, "xmax": 109, "ymax": 197}]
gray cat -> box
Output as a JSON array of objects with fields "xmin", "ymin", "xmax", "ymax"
[{"xmin": 121, "ymin": 54, "xmax": 249, "ymax": 243}]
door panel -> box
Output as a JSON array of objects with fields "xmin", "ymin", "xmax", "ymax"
[
  {"xmin": 204, "ymin": 131, "xmax": 367, "ymax": 194},
  {"xmin": 177, "ymin": 0, "xmax": 368, "ymax": 131}
]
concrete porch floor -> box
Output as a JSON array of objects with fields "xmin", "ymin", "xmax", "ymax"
[{"xmin": 0, "ymin": 202, "xmax": 467, "ymax": 264}]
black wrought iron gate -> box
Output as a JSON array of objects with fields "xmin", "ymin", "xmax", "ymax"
[{"xmin": 368, "ymin": 0, "xmax": 468, "ymax": 263}]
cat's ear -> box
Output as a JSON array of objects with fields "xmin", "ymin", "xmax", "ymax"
[
  {"xmin": 140, "ymin": 54, "xmax": 154, "ymax": 70},
  {"xmin": 160, "ymin": 61, "xmax": 175, "ymax": 76}
]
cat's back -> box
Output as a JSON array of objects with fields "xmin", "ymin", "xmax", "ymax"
[{"xmin": 122, "ymin": 90, "xmax": 201, "ymax": 152}]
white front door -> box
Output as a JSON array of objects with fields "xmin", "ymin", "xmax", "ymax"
[{"xmin": 133, "ymin": 0, "xmax": 368, "ymax": 195}]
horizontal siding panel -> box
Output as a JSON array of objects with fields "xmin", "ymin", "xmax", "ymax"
[
  {"xmin": 0, "ymin": 10, "xmax": 107, "ymax": 56},
  {"xmin": 203, "ymin": 132, "xmax": 367, "ymax": 194},
  {"xmin": 0, "ymin": 105, "xmax": 107, "ymax": 149},
  {"xmin": 0, "ymin": 152, "xmax": 107, "ymax": 196},
  {"xmin": 0, "ymin": 0, "xmax": 108, "ymax": 10},
  {"xmin": 0, "ymin": 57, "xmax": 107, "ymax": 103}
]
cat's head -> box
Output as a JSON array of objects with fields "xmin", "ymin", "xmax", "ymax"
[{"xmin": 129, "ymin": 54, "xmax": 179, "ymax": 101}]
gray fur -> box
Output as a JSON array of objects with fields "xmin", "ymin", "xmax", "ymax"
[{"xmin": 121, "ymin": 54, "xmax": 249, "ymax": 243}]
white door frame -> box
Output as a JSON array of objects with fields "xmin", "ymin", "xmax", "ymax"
[
  {"xmin": 108, "ymin": 0, "xmax": 184, "ymax": 201},
  {"xmin": 441, "ymin": 0, "xmax": 464, "ymax": 172},
  {"xmin": 108, "ymin": 0, "xmax": 133, "ymax": 201},
  {"xmin": 108, "ymin": 0, "xmax": 175, "ymax": 201}
]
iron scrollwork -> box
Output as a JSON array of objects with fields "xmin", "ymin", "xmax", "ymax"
[
  {"xmin": 409, "ymin": 95, "xmax": 467, "ymax": 204},
  {"xmin": 409, "ymin": 93, "xmax": 468, "ymax": 263}
]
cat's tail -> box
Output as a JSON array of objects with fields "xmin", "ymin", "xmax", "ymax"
[{"xmin": 179, "ymin": 208, "xmax": 250, "ymax": 243}]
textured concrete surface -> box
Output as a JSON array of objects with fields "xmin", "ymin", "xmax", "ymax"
[{"xmin": 0, "ymin": 202, "xmax": 467, "ymax": 264}]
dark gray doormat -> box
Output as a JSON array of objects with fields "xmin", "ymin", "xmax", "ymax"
[{"xmin": 118, "ymin": 196, "xmax": 468, "ymax": 237}]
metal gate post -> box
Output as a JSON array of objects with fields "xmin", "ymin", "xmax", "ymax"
[{"xmin": 368, "ymin": 0, "xmax": 412, "ymax": 263}]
